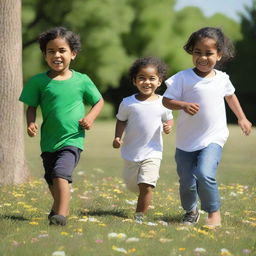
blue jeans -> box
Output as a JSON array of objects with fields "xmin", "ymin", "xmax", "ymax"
[{"xmin": 175, "ymin": 143, "xmax": 223, "ymax": 213}]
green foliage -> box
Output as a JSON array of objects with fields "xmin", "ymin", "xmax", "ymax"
[
  {"xmin": 167, "ymin": 7, "xmax": 208, "ymax": 73},
  {"xmin": 22, "ymin": 0, "xmax": 243, "ymax": 83},
  {"xmin": 227, "ymin": 2, "xmax": 256, "ymax": 93},
  {"xmin": 22, "ymin": 0, "xmax": 134, "ymax": 92},
  {"xmin": 208, "ymin": 14, "xmax": 242, "ymax": 41},
  {"xmin": 0, "ymin": 123, "xmax": 255, "ymax": 255},
  {"xmin": 22, "ymin": 0, "xmax": 256, "ymax": 122},
  {"xmin": 23, "ymin": 44, "xmax": 44, "ymax": 80},
  {"xmin": 123, "ymin": 0, "xmax": 176, "ymax": 58},
  {"xmin": 225, "ymin": 1, "xmax": 256, "ymax": 123},
  {"xmin": 65, "ymin": 0, "xmax": 134, "ymax": 91}
]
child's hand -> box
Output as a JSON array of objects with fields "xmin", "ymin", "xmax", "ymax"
[
  {"xmin": 113, "ymin": 137, "xmax": 122, "ymax": 148},
  {"xmin": 27, "ymin": 122, "xmax": 38, "ymax": 137},
  {"xmin": 163, "ymin": 122, "xmax": 172, "ymax": 134},
  {"xmin": 183, "ymin": 103, "xmax": 200, "ymax": 115},
  {"xmin": 238, "ymin": 118, "xmax": 252, "ymax": 136},
  {"xmin": 79, "ymin": 117, "xmax": 94, "ymax": 130}
]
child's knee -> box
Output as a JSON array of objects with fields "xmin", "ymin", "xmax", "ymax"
[
  {"xmin": 138, "ymin": 183, "xmax": 154, "ymax": 192},
  {"xmin": 196, "ymin": 171, "xmax": 216, "ymax": 185}
]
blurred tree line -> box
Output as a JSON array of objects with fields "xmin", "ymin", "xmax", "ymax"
[{"xmin": 22, "ymin": 0, "xmax": 255, "ymax": 123}]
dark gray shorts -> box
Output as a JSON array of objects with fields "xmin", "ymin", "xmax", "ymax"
[{"xmin": 41, "ymin": 146, "xmax": 82, "ymax": 185}]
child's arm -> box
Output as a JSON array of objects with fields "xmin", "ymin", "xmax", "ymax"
[
  {"xmin": 163, "ymin": 119, "xmax": 173, "ymax": 134},
  {"xmin": 113, "ymin": 119, "xmax": 127, "ymax": 148},
  {"xmin": 162, "ymin": 97, "xmax": 200, "ymax": 116},
  {"xmin": 225, "ymin": 94, "xmax": 252, "ymax": 136},
  {"xmin": 79, "ymin": 98, "xmax": 104, "ymax": 130},
  {"xmin": 26, "ymin": 106, "xmax": 38, "ymax": 137}
]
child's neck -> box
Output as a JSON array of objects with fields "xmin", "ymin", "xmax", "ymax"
[
  {"xmin": 47, "ymin": 69, "xmax": 73, "ymax": 80},
  {"xmin": 193, "ymin": 68, "xmax": 216, "ymax": 78},
  {"xmin": 135, "ymin": 93, "xmax": 158, "ymax": 101}
]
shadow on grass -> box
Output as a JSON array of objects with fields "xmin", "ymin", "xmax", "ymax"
[
  {"xmin": 0, "ymin": 214, "xmax": 29, "ymax": 221},
  {"xmin": 154, "ymin": 214, "xmax": 182, "ymax": 224},
  {"xmin": 79, "ymin": 209, "xmax": 128, "ymax": 218}
]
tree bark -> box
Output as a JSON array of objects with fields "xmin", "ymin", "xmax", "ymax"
[{"xmin": 0, "ymin": 0, "xmax": 28, "ymax": 184}]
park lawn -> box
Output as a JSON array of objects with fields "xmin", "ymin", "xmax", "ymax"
[{"xmin": 0, "ymin": 121, "xmax": 255, "ymax": 256}]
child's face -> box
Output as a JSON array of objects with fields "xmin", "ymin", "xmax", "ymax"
[
  {"xmin": 133, "ymin": 66, "xmax": 162, "ymax": 98},
  {"xmin": 192, "ymin": 37, "xmax": 222, "ymax": 77},
  {"xmin": 44, "ymin": 37, "xmax": 76, "ymax": 74}
]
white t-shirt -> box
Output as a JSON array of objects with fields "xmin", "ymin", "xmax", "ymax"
[
  {"xmin": 116, "ymin": 94, "xmax": 173, "ymax": 161},
  {"xmin": 163, "ymin": 68, "xmax": 235, "ymax": 152}
]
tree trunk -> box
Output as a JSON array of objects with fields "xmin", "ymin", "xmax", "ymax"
[{"xmin": 0, "ymin": 0, "xmax": 28, "ymax": 184}]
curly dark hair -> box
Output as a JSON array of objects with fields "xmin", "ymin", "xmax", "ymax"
[
  {"xmin": 183, "ymin": 27, "xmax": 235, "ymax": 67},
  {"xmin": 38, "ymin": 27, "xmax": 81, "ymax": 54},
  {"xmin": 129, "ymin": 56, "xmax": 168, "ymax": 82}
]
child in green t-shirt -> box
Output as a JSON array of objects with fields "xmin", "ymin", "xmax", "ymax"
[{"xmin": 19, "ymin": 27, "xmax": 104, "ymax": 226}]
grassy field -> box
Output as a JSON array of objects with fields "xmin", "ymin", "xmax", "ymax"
[{"xmin": 0, "ymin": 121, "xmax": 255, "ymax": 256}]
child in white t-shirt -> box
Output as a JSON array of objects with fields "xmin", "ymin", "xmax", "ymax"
[
  {"xmin": 163, "ymin": 27, "xmax": 252, "ymax": 227},
  {"xmin": 113, "ymin": 56, "xmax": 173, "ymax": 223}
]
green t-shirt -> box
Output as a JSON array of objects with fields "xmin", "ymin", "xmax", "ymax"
[{"xmin": 19, "ymin": 70, "xmax": 102, "ymax": 152}]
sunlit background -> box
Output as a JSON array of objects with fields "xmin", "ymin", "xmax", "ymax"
[{"xmin": 22, "ymin": 0, "xmax": 256, "ymax": 123}]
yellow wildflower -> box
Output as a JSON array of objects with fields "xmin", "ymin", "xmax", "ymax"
[
  {"xmin": 60, "ymin": 232, "xmax": 69, "ymax": 236},
  {"xmin": 29, "ymin": 222, "xmax": 39, "ymax": 225}
]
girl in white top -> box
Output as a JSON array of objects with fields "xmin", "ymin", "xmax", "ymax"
[
  {"xmin": 113, "ymin": 57, "xmax": 173, "ymax": 222},
  {"xmin": 163, "ymin": 27, "xmax": 252, "ymax": 227}
]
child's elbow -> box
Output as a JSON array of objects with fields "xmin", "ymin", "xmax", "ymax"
[
  {"xmin": 162, "ymin": 97, "xmax": 169, "ymax": 108},
  {"xmin": 95, "ymin": 98, "xmax": 104, "ymax": 108},
  {"xmin": 98, "ymin": 98, "xmax": 104, "ymax": 104}
]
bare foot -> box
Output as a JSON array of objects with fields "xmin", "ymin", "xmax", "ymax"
[{"xmin": 206, "ymin": 211, "xmax": 221, "ymax": 226}]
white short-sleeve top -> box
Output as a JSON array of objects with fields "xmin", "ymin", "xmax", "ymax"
[
  {"xmin": 163, "ymin": 68, "xmax": 235, "ymax": 152},
  {"xmin": 116, "ymin": 94, "xmax": 173, "ymax": 161}
]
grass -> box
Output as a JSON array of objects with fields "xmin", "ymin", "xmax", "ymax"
[{"xmin": 0, "ymin": 121, "xmax": 255, "ymax": 256}]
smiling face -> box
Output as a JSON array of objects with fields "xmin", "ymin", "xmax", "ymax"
[
  {"xmin": 44, "ymin": 37, "xmax": 76, "ymax": 78},
  {"xmin": 133, "ymin": 65, "xmax": 162, "ymax": 100},
  {"xmin": 192, "ymin": 37, "xmax": 222, "ymax": 77}
]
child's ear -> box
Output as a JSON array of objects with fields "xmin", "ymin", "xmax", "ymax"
[
  {"xmin": 71, "ymin": 52, "xmax": 77, "ymax": 60},
  {"xmin": 217, "ymin": 53, "xmax": 222, "ymax": 61}
]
